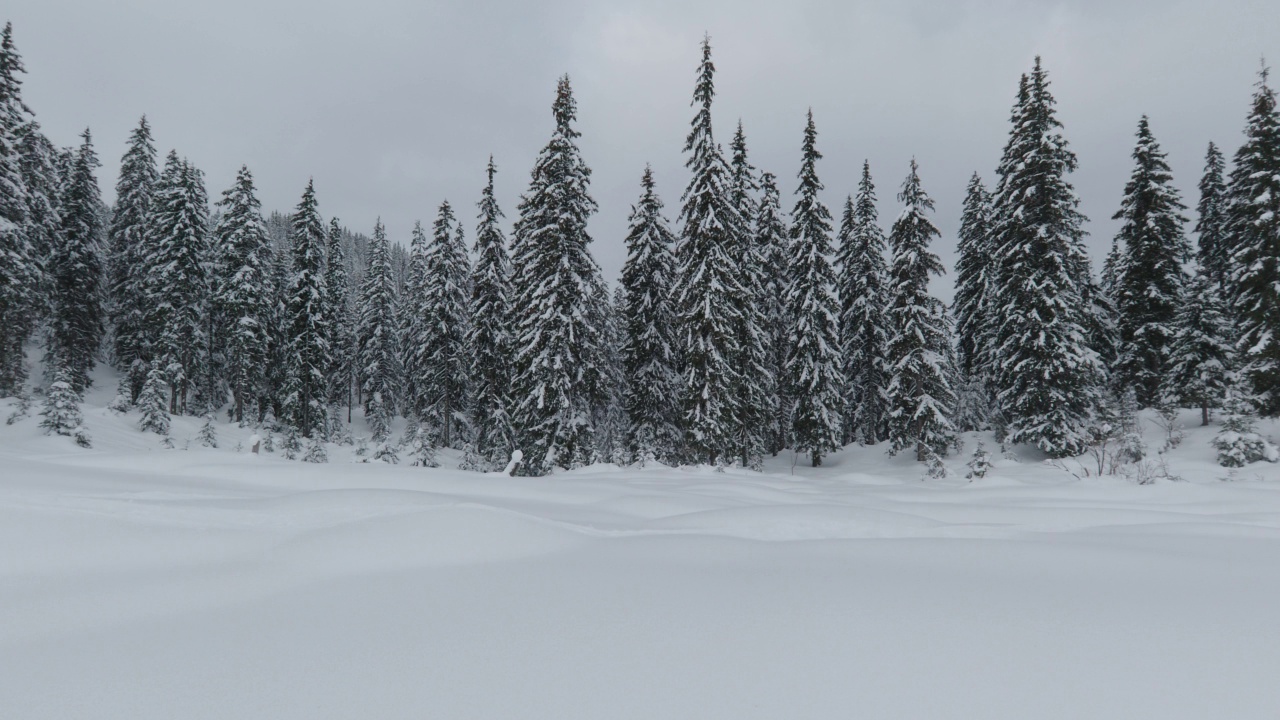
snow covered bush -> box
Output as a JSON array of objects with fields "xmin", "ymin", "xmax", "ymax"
[
  {"xmin": 40, "ymin": 371, "xmax": 90, "ymax": 448},
  {"xmin": 6, "ymin": 385, "xmax": 32, "ymax": 425},
  {"xmin": 965, "ymin": 442, "xmax": 992, "ymax": 480},
  {"xmin": 408, "ymin": 427, "xmax": 438, "ymax": 468},
  {"xmin": 302, "ymin": 436, "xmax": 328, "ymax": 463},
  {"xmin": 281, "ymin": 427, "xmax": 301, "ymax": 460},
  {"xmin": 197, "ymin": 414, "xmax": 218, "ymax": 448},
  {"xmin": 371, "ymin": 441, "xmax": 399, "ymax": 464},
  {"xmin": 458, "ymin": 442, "xmax": 486, "ymax": 472},
  {"xmin": 1213, "ymin": 387, "xmax": 1278, "ymax": 468}
]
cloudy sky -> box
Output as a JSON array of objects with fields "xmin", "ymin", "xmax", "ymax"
[{"xmin": 8, "ymin": 0, "xmax": 1280, "ymax": 295}]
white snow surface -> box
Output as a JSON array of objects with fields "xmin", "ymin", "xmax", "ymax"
[{"xmin": 3, "ymin": 377, "xmax": 1280, "ymax": 719}]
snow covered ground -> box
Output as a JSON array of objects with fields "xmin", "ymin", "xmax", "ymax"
[{"xmin": 3, "ymin": 379, "xmax": 1280, "ymax": 719}]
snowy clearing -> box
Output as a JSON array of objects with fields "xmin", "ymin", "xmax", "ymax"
[{"xmin": 2, "ymin": 392, "xmax": 1280, "ymax": 720}]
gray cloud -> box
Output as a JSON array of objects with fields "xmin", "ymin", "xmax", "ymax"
[{"xmin": 9, "ymin": 0, "xmax": 1280, "ymax": 297}]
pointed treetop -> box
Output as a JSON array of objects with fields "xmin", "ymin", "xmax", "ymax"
[{"xmin": 553, "ymin": 75, "xmax": 579, "ymax": 138}]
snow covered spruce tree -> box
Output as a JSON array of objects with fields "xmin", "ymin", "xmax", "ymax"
[
  {"xmin": 40, "ymin": 364, "xmax": 88, "ymax": 447},
  {"xmin": 884, "ymin": 159, "xmax": 956, "ymax": 462},
  {"xmin": 108, "ymin": 116, "xmax": 158, "ymax": 400},
  {"xmin": 784, "ymin": 111, "xmax": 843, "ymax": 466},
  {"xmin": 1225, "ymin": 66, "xmax": 1280, "ymax": 415},
  {"xmin": 323, "ymin": 218, "xmax": 354, "ymax": 422},
  {"xmin": 987, "ymin": 59, "xmax": 1103, "ymax": 456},
  {"xmin": 401, "ymin": 220, "xmax": 430, "ymax": 418},
  {"xmin": 1163, "ymin": 268, "xmax": 1233, "ymax": 426},
  {"xmin": 0, "ymin": 21, "xmax": 44, "ymax": 397},
  {"xmin": 357, "ymin": 219, "xmax": 399, "ymax": 441},
  {"xmin": 508, "ymin": 76, "xmax": 603, "ymax": 474},
  {"xmin": 136, "ymin": 364, "xmax": 170, "ymax": 435},
  {"xmin": 47, "ymin": 129, "xmax": 105, "ymax": 393},
  {"xmin": 755, "ymin": 170, "xmax": 792, "ymax": 454},
  {"xmin": 620, "ymin": 166, "xmax": 680, "ymax": 464},
  {"xmin": 726, "ymin": 121, "xmax": 772, "ymax": 468},
  {"xmin": 952, "ymin": 173, "xmax": 996, "ymax": 382},
  {"xmin": 211, "ymin": 166, "xmax": 272, "ymax": 424},
  {"xmin": 835, "ymin": 161, "xmax": 891, "ymax": 446},
  {"xmin": 672, "ymin": 36, "xmax": 747, "ymax": 466},
  {"xmin": 1112, "ymin": 116, "xmax": 1189, "ymax": 407},
  {"xmin": 1196, "ymin": 142, "xmax": 1230, "ymax": 291},
  {"xmin": 468, "ymin": 157, "xmax": 514, "ymax": 466},
  {"xmin": 418, "ymin": 201, "xmax": 471, "ymax": 447},
  {"xmin": 144, "ymin": 153, "xmax": 211, "ymax": 415},
  {"xmin": 281, "ymin": 180, "xmax": 331, "ymax": 438}
]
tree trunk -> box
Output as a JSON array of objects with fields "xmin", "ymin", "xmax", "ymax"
[{"xmin": 1202, "ymin": 403, "xmax": 1210, "ymax": 427}]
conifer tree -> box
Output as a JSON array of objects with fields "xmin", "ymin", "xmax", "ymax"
[
  {"xmin": 784, "ymin": 111, "xmax": 843, "ymax": 466},
  {"xmin": 281, "ymin": 180, "xmax": 331, "ymax": 437},
  {"xmin": 15, "ymin": 123, "xmax": 60, "ymax": 322},
  {"xmin": 0, "ymin": 21, "xmax": 41, "ymax": 397},
  {"xmin": 988, "ymin": 58, "xmax": 1103, "ymax": 456},
  {"xmin": 835, "ymin": 161, "xmax": 891, "ymax": 445},
  {"xmin": 468, "ymin": 157, "xmax": 514, "ymax": 466},
  {"xmin": 47, "ymin": 129, "xmax": 105, "ymax": 392},
  {"xmin": 671, "ymin": 36, "xmax": 745, "ymax": 465},
  {"xmin": 136, "ymin": 364, "xmax": 170, "ymax": 435},
  {"xmin": 726, "ymin": 121, "xmax": 772, "ymax": 468},
  {"xmin": 211, "ymin": 166, "xmax": 272, "ymax": 424},
  {"xmin": 1112, "ymin": 116, "xmax": 1189, "ymax": 407},
  {"xmin": 1226, "ymin": 66, "xmax": 1280, "ymax": 415},
  {"xmin": 108, "ymin": 116, "xmax": 158, "ymax": 398},
  {"xmin": 509, "ymin": 76, "xmax": 602, "ymax": 474},
  {"xmin": 621, "ymin": 166, "xmax": 679, "ymax": 464},
  {"xmin": 418, "ymin": 200, "xmax": 471, "ymax": 447},
  {"xmin": 323, "ymin": 217, "xmax": 354, "ymax": 417},
  {"xmin": 357, "ymin": 219, "xmax": 399, "ymax": 441},
  {"xmin": 1163, "ymin": 268, "xmax": 1233, "ymax": 426},
  {"xmin": 402, "ymin": 219, "xmax": 430, "ymax": 417},
  {"xmin": 952, "ymin": 173, "xmax": 996, "ymax": 379},
  {"xmin": 40, "ymin": 364, "xmax": 88, "ymax": 446},
  {"xmin": 884, "ymin": 159, "xmax": 955, "ymax": 461},
  {"xmin": 1196, "ymin": 142, "xmax": 1230, "ymax": 290},
  {"xmin": 755, "ymin": 171, "xmax": 791, "ymax": 454}
]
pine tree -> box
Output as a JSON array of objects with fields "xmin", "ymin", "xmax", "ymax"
[
  {"xmin": 1196, "ymin": 142, "xmax": 1230, "ymax": 290},
  {"xmin": 281, "ymin": 180, "xmax": 331, "ymax": 437},
  {"xmin": 357, "ymin": 219, "xmax": 399, "ymax": 441},
  {"xmin": 835, "ymin": 161, "xmax": 891, "ymax": 446},
  {"xmin": 952, "ymin": 173, "xmax": 996, "ymax": 380},
  {"xmin": 509, "ymin": 76, "xmax": 602, "ymax": 474},
  {"xmin": 0, "ymin": 22, "xmax": 42, "ymax": 397},
  {"xmin": 46, "ymin": 129, "xmax": 105, "ymax": 393},
  {"xmin": 144, "ymin": 153, "xmax": 210, "ymax": 415},
  {"xmin": 755, "ymin": 171, "xmax": 791, "ymax": 454},
  {"xmin": 884, "ymin": 159, "xmax": 956, "ymax": 462},
  {"xmin": 988, "ymin": 58, "xmax": 1103, "ymax": 457},
  {"xmin": 672, "ymin": 36, "xmax": 746, "ymax": 465},
  {"xmin": 41, "ymin": 365, "xmax": 88, "ymax": 446},
  {"xmin": 1163, "ymin": 268, "xmax": 1233, "ymax": 426},
  {"xmin": 784, "ymin": 111, "xmax": 843, "ymax": 466},
  {"xmin": 1112, "ymin": 116, "xmax": 1189, "ymax": 407},
  {"xmin": 418, "ymin": 201, "xmax": 471, "ymax": 447},
  {"xmin": 323, "ymin": 217, "xmax": 354, "ymax": 416},
  {"xmin": 108, "ymin": 116, "xmax": 159, "ymax": 398},
  {"xmin": 302, "ymin": 435, "xmax": 328, "ymax": 463},
  {"xmin": 468, "ymin": 156, "xmax": 515, "ymax": 465},
  {"xmin": 137, "ymin": 364, "xmax": 170, "ymax": 435},
  {"xmin": 402, "ymin": 219, "xmax": 430, "ymax": 418},
  {"xmin": 1213, "ymin": 375, "xmax": 1277, "ymax": 467},
  {"xmin": 197, "ymin": 413, "xmax": 218, "ymax": 448},
  {"xmin": 15, "ymin": 123, "xmax": 61, "ymax": 328},
  {"xmin": 1226, "ymin": 66, "xmax": 1280, "ymax": 415},
  {"xmin": 211, "ymin": 166, "xmax": 272, "ymax": 424},
  {"xmin": 621, "ymin": 166, "xmax": 680, "ymax": 464}
]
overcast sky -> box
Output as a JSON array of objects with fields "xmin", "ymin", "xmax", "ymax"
[{"xmin": 8, "ymin": 0, "xmax": 1280, "ymax": 296}]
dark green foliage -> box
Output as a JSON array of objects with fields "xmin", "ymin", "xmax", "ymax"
[{"xmin": 48, "ymin": 129, "xmax": 105, "ymax": 392}]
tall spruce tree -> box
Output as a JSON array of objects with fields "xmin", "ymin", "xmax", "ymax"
[
  {"xmin": 108, "ymin": 116, "xmax": 158, "ymax": 398},
  {"xmin": 281, "ymin": 180, "xmax": 331, "ymax": 437},
  {"xmin": 508, "ymin": 76, "xmax": 602, "ymax": 474},
  {"xmin": 1112, "ymin": 116, "xmax": 1189, "ymax": 407},
  {"xmin": 784, "ymin": 111, "xmax": 843, "ymax": 466},
  {"xmin": 755, "ymin": 170, "xmax": 791, "ymax": 454},
  {"xmin": 672, "ymin": 36, "xmax": 746, "ymax": 465},
  {"xmin": 357, "ymin": 219, "xmax": 399, "ymax": 441},
  {"xmin": 620, "ymin": 166, "xmax": 680, "ymax": 464},
  {"xmin": 402, "ymin": 219, "xmax": 430, "ymax": 418},
  {"xmin": 468, "ymin": 157, "xmax": 514, "ymax": 465},
  {"xmin": 988, "ymin": 58, "xmax": 1103, "ymax": 456},
  {"xmin": 16, "ymin": 123, "xmax": 60, "ymax": 326},
  {"xmin": 835, "ymin": 161, "xmax": 891, "ymax": 446},
  {"xmin": 323, "ymin": 217, "xmax": 354, "ymax": 418},
  {"xmin": 420, "ymin": 200, "xmax": 471, "ymax": 447},
  {"xmin": 211, "ymin": 166, "xmax": 272, "ymax": 424},
  {"xmin": 952, "ymin": 173, "xmax": 996, "ymax": 379},
  {"xmin": 47, "ymin": 129, "xmax": 105, "ymax": 392},
  {"xmin": 884, "ymin": 159, "xmax": 955, "ymax": 462},
  {"xmin": 0, "ymin": 22, "xmax": 41, "ymax": 396},
  {"xmin": 1226, "ymin": 66, "xmax": 1280, "ymax": 415},
  {"xmin": 144, "ymin": 154, "xmax": 211, "ymax": 414},
  {"xmin": 1196, "ymin": 142, "xmax": 1230, "ymax": 290},
  {"xmin": 1163, "ymin": 268, "xmax": 1233, "ymax": 426}
]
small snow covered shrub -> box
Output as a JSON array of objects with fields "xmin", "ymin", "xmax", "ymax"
[
  {"xmin": 40, "ymin": 370, "xmax": 88, "ymax": 447},
  {"xmin": 197, "ymin": 414, "xmax": 218, "ymax": 448},
  {"xmin": 1213, "ymin": 388, "xmax": 1278, "ymax": 468},
  {"xmin": 261, "ymin": 430, "xmax": 275, "ymax": 453},
  {"xmin": 965, "ymin": 441, "xmax": 992, "ymax": 480},
  {"xmin": 302, "ymin": 435, "xmax": 328, "ymax": 463},
  {"xmin": 353, "ymin": 436, "xmax": 369, "ymax": 457},
  {"xmin": 371, "ymin": 441, "xmax": 399, "ymax": 464},
  {"xmin": 6, "ymin": 384, "xmax": 32, "ymax": 425},
  {"xmin": 137, "ymin": 367, "xmax": 171, "ymax": 435},
  {"xmin": 925, "ymin": 452, "xmax": 949, "ymax": 479},
  {"xmin": 281, "ymin": 427, "xmax": 301, "ymax": 460},
  {"xmin": 458, "ymin": 442, "xmax": 486, "ymax": 472},
  {"xmin": 409, "ymin": 427, "xmax": 439, "ymax": 468}
]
